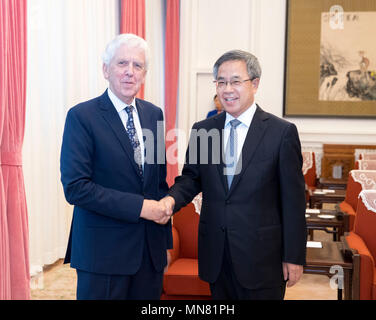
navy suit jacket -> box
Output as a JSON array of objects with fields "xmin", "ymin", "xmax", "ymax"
[
  {"xmin": 169, "ymin": 106, "xmax": 307, "ymax": 289},
  {"xmin": 206, "ymin": 109, "xmax": 219, "ymax": 118},
  {"xmin": 60, "ymin": 90, "xmax": 171, "ymax": 275}
]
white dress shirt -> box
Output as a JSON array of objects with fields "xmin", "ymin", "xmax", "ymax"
[
  {"xmin": 224, "ymin": 102, "xmax": 257, "ymax": 162},
  {"xmin": 107, "ymin": 88, "xmax": 145, "ymax": 168}
]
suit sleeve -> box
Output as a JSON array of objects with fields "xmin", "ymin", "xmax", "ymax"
[
  {"xmin": 60, "ymin": 108, "xmax": 144, "ymax": 223},
  {"xmin": 168, "ymin": 122, "xmax": 202, "ymax": 212},
  {"xmin": 156, "ymin": 108, "xmax": 173, "ymax": 249},
  {"xmin": 278, "ymin": 123, "xmax": 307, "ymax": 266},
  {"xmin": 157, "ymin": 108, "xmax": 169, "ymax": 199}
]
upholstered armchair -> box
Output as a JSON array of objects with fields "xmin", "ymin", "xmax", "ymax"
[
  {"xmin": 339, "ymin": 170, "xmax": 376, "ymax": 231},
  {"xmin": 302, "ymin": 151, "xmax": 317, "ymax": 206},
  {"xmin": 359, "ymin": 153, "xmax": 376, "ymax": 160},
  {"xmin": 345, "ymin": 190, "xmax": 376, "ymax": 300},
  {"xmin": 338, "ymin": 171, "xmax": 363, "ymax": 231},
  {"xmin": 355, "ymin": 160, "xmax": 376, "ymax": 170},
  {"xmin": 302, "ymin": 151, "xmax": 317, "ymax": 190},
  {"xmin": 162, "ymin": 203, "xmax": 211, "ymax": 300}
]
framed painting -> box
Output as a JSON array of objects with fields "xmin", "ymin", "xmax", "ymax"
[{"xmin": 283, "ymin": 0, "xmax": 376, "ymax": 117}]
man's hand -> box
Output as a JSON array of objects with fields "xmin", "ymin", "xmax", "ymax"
[
  {"xmin": 282, "ymin": 262, "xmax": 303, "ymax": 287},
  {"xmin": 155, "ymin": 196, "xmax": 175, "ymax": 225},
  {"xmin": 161, "ymin": 196, "xmax": 175, "ymax": 216},
  {"xmin": 140, "ymin": 199, "xmax": 171, "ymax": 224}
]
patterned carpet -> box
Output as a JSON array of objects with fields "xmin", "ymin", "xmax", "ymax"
[
  {"xmin": 31, "ymin": 260, "xmax": 76, "ymax": 300},
  {"xmin": 30, "ymin": 260, "xmax": 336, "ymax": 300}
]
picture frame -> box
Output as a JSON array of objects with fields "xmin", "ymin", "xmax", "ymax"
[{"xmin": 283, "ymin": 0, "xmax": 376, "ymax": 118}]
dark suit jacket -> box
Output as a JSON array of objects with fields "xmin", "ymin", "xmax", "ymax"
[
  {"xmin": 169, "ymin": 106, "xmax": 307, "ymax": 289},
  {"xmin": 206, "ymin": 109, "xmax": 219, "ymax": 118},
  {"xmin": 60, "ymin": 90, "xmax": 171, "ymax": 275}
]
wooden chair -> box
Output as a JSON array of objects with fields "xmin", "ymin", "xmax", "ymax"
[{"xmin": 345, "ymin": 190, "xmax": 376, "ymax": 300}]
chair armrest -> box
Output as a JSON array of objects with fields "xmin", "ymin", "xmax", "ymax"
[
  {"xmin": 345, "ymin": 232, "xmax": 375, "ymax": 266},
  {"xmin": 336, "ymin": 206, "xmax": 350, "ymax": 232},
  {"xmin": 168, "ymin": 226, "xmax": 180, "ymax": 265},
  {"xmin": 345, "ymin": 232, "xmax": 375, "ymax": 300},
  {"xmin": 338, "ymin": 201, "xmax": 356, "ymax": 231}
]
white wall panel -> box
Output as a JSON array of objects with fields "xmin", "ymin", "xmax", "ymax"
[
  {"xmin": 196, "ymin": 73, "xmax": 218, "ymax": 120},
  {"xmin": 196, "ymin": 0, "xmax": 252, "ymax": 69},
  {"xmin": 178, "ymin": 0, "xmax": 376, "ymax": 169}
]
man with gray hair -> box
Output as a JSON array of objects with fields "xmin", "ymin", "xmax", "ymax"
[
  {"xmin": 60, "ymin": 34, "xmax": 172, "ymax": 299},
  {"xmin": 165, "ymin": 50, "xmax": 307, "ymax": 299}
]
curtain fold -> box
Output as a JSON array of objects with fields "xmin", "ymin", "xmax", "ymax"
[
  {"xmin": 165, "ymin": 0, "xmax": 180, "ymax": 186},
  {"xmin": 121, "ymin": 0, "xmax": 146, "ymax": 99},
  {"xmin": 0, "ymin": 0, "xmax": 29, "ymax": 300},
  {"xmin": 0, "ymin": 0, "xmax": 11, "ymax": 301}
]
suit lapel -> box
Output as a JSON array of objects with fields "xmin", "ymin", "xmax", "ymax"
[
  {"xmin": 135, "ymin": 99, "xmax": 152, "ymax": 185},
  {"xmin": 227, "ymin": 106, "xmax": 269, "ymax": 197},
  {"xmin": 97, "ymin": 91, "xmax": 143, "ymax": 180},
  {"xmin": 213, "ymin": 112, "xmax": 229, "ymax": 194}
]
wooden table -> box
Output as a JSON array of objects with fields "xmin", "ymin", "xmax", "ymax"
[
  {"xmin": 309, "ymin": 189, "xmax": 346, "ymax": 209},
  {"xmin": 318, "ymin": 178, "xmax": 347, "ymax": 190},
  {"xmin": 304, "ymin": 240, "xmax": 359, "ymax": 300},
  {"xmin": 306, "ymin": 209, "xmax": 349, "ymax": 241}
]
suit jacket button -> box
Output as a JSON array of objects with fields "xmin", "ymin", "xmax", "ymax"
[
  {"xmin": 221, "ymin": 227, "xmax": 226, "ymax": 232},
  {"xmin": 225, "ymin": 200, "xmax": 231, "ymax": 205}
]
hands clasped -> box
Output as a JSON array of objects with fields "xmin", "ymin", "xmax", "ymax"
[{"xmin": 140, "ymin": 196, "xmax": 175, "ymax": 225}]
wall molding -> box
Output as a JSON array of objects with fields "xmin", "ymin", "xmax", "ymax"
[{"xmin": 300, "ymin": 131, "xmax": 376, "ymax": 145}]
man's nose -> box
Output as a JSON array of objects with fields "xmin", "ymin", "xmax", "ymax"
[
  {"xmin": 223, "ymin": 82, "xmax": 234, "ymax": 92},
  {"xmin": 125, "ymin": 63, "xmax": 135, "ymax": 76}
]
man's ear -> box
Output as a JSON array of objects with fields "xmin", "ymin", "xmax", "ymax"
[{"xmin": 252, "ymin": 78, "xmax": 260, "ymax": 89}]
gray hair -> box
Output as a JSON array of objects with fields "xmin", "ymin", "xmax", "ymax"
[
  {"xmin": 102, "ymin": 33, "xmax": 150, "ymax": 70},
  {"xmin": 213, "ymin": 50, "xmax": 262, "ymax": 80}
]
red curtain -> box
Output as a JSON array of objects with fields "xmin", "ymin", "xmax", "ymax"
[
  {"xmin": 120, "ymin": 0, "xmax": 146, "ymax": 100},
  {"xmin": 165, "ymin": 0, "xmax": 180, "ymax": 186},
  {"xmin": 0, "ymin": 0, "xmax": 30, "ymax": 300}
]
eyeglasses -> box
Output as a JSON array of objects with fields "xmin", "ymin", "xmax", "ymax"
[{"xmin": 214, "ymin": 78, "xmax": 253, "ymax": 90}]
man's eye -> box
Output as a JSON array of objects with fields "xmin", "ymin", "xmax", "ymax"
[{"xmin": 231, "ymin": 81, "xmax": 241, "ymax": 86}]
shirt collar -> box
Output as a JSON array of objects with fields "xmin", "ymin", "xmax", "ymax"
[
  {"xmin": 225, "ymin": 102, "xmax": 257, "ymax": 128},
  {"xmin": 107, "ymin": 87, "xmax": 137, "ymax": 114}
]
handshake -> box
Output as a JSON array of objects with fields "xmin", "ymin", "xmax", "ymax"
[{"xmin": 140, "ymin": 196, "xmax": 175, "ymax": 225}]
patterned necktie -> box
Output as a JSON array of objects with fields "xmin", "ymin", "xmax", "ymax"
[
  {"xmin": 125, "ymin": 105, "xmax": 143, "ymax": 178},
  {"xmin": 225, "ymin": 119, "xmax": 241, "ymax": 188}
]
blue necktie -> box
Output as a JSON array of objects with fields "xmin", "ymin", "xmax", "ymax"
[
  {"xmin": 125, "ymin": 105, "xmax": 143, "ymax": 178},
  {"xmin": 225, "ymin": 119, "xmax": 241, "ymax": 188}
]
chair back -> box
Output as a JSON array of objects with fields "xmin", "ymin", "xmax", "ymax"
[
  {"xmin": 360, "ymin": 153, "xmax": 376, "ymax": 160},
  {"xmin": 354, "ymin": 190, "xmax": 376, "ymax": 261},
  {"xmin": 345, "ymin": 171, "xmax": 363, "ymax": 211},
  {"xmin": 172, "ymin": 203, "xmax": 199, "ymax": 259},
  {"xmin": 302, "ymin": 151, "xmax": 317, "ymax": 187},
  {"xmin": 355, "ymin": 160, "xmax": 376, "ymax": 170}
]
